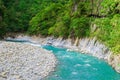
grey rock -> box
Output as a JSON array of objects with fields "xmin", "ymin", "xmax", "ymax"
[{"xmin": 0, "ymin": 41, "xmax": 57, "ymax": 80}]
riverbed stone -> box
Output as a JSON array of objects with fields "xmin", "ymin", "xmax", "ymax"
[{"xmin": 0, "ymin": 41, "xmax": 56, "ymax": 80}]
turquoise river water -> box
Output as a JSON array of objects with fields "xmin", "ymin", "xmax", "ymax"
[
  {"xmin": 5, "ymin": 40, "xmax": 120, "ymax": 80},
  {"xmin": 43, "ymin": 45, "xmax": 120, "ymax": 80}
]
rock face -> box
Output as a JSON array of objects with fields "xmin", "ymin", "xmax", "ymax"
[
  {"xmin": 4, "ymin": 34, "xmax": 120, "ymax": 73},
  {"xmin": 108, "ymin": 54, "xmax": 120, "ymax": 73},
  {"xmin": 0, "ymin": 41, "xmax": 56, "ymax": 80},
  {"xmin": 42, "ymin": 37, "xmax": 110, "ymax": 59}
]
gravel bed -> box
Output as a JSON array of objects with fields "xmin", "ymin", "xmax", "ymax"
[{"xmin": 0, "ymin": 41, "xmax": 56, "ymax": 80}]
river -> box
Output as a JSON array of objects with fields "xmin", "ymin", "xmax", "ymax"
[
  {"xmin": 5, "ymin": 39, "xmax": 120, "ymax": 80},
  {"xmin": 43, "ymin": 45, "xmax": 120, "ymax": 80}
]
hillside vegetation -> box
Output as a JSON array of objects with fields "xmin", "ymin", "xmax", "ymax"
[{"xmin": 0, "ymin": 0, "xmax": 120, "ymax": 54}]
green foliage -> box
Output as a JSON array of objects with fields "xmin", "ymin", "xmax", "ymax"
[
  {"xmin": 0, "ymin": 0, "xmax": 120, "ymax": 54},
  {"xmin": 48, "ymin": 6, "xmax": 71, "ymax": 37},
  {"xmin": 0, "ymin": 21, "xmax": 6, "ymax": 38},
  {"xmin": 93, "ymin": 18, "xmax": 112, "ymax": 41},
  {"xmin": 2, "ymin": 0, "xmax": 54, "ymax": 32},
  {"xmin": 109, "ymin": 14, "xmax": 120, "ymax": 54},
  {"xmin": 3, "ymin": 0, "xmax": 29, "ymax": 32},
  {"xmin": 0, "ymin": 0, "xmax": 6, "ymax": 38},
  {"xmin": 29, "ymin": 0, "xmax": 90, "ymax": 38},
  {"xmin": 28, "ymin": 3, "xmax": 62, "ymax": 35},
  {"xmin": 70, "ymin": 17, "xmax": 90, "ymax": 38},
  {"xmin": 101, "ymin": 0, "xmax": 120, "ymax": 16},
  {"xmin": 93, "ymin": 14, "xmax": 120, "ymax": 54},
  {"xmin": 78, "ymin": 1, "xmax": 91, "ymax": 15}
]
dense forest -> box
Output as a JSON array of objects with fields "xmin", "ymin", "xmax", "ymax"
[{"xmin": 0, "ymin": 0, "xmax": 120, "ymax": 54}]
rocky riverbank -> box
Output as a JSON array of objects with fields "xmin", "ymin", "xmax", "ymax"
[
  {"xmin": 4, "ymin": 34, "xmax": 120, "ymax": 73},
  {"xmin": 47, "ymin": 37, "xmax": 120, "ymax": 73},
  {"xmin": 0, "ymin": 41, "xmax": 56, "ymax": 80}
]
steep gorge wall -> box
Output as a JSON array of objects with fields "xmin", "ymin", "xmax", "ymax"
[{"xmin": 46, "ymin": 37, "xmax": 110, "ymax": 60}]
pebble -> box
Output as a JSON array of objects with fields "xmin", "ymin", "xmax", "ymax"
[{"xmin": 0, "ymin": 41, "xmax": 57, "ymax": 80}]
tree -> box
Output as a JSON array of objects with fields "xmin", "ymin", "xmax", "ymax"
[{"xmin": 0, "ymin": 0, "xmax": 6, "ymax": 38}]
